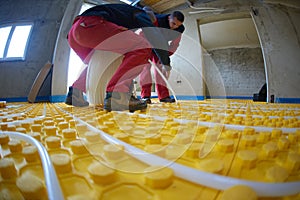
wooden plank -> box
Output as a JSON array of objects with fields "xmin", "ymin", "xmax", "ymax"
[
  {"xmin": 151, "ymin": 0, "xmax": 186, "ymax": 12},
  {"xmin": 27, "ymin": 62, "xmax": 52, "ymax": 103}
]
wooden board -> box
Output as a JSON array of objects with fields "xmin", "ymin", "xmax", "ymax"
[{"xmin": 27, "ymin": 62, "xmax": 52, "ymax": 103}]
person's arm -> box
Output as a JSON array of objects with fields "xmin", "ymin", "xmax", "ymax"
[
  {"xmin": 143, "ymin": 6, "xmax": 157, "ymax": 24},
  {"xmin": 168, "ymin": 35, "xmax": 182, "ymax": 56},
  {"xmin": 134, "ymin": 11, "xmax": 171, "ymax": 67},
  {"xmin": 168, "ymin": 25, "xmax": 184, "ymax": 56}
]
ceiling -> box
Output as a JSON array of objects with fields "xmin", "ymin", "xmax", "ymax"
[
  {"xmin": 84, "ymin": 0, "xmax": 300, "ymax": 13},
  {"xmin": 82, "ymin": 0, "xmax": 299, "ymax": 50},
  {"xmin": 83, "ymin": 0, "xmax": 261, "ymax": 50},
  {"xmin": 200, "ymin": 18, "xmax": 260, "ymax": 50},
  {"xmin": 138, "ymin": 0, "xmax": 187, "ymax": 13},
  {"xmin": 84, "ymin": 0, "xmax": 202, "ymax": 13}
]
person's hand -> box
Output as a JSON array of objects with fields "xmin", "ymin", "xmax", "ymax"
[
  {"xmin": 163, "ymin": 69, "xmax": 170, "ymax": 80},
  {"xmin": 119, "ymin": 27, "xmax": 128, "ymax": 31},
  {"xmin": 162, "ymin": 64, "xmax": 172, "ymax": 80}
]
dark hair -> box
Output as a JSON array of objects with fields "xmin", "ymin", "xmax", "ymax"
[{"xmin": 171, "ymin": 11, "xmax": 184, "ymax": 22}]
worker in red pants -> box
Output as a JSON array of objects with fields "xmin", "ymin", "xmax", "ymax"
[
  {"xmin": 139, "ymin": 10, "xmax": 185, "ymax": 104},
  {"xmin": 66, "ymin": 4, "xmax": 172, "ymax": 112}
]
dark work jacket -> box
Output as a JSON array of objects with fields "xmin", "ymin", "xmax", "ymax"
[
  {"xmin": 155, "ymin": 14, "xmax": 185, "ymax": 55},
  {"xmin": 79, "ymin": 4, "xmax": 170, "ymax": 65}
]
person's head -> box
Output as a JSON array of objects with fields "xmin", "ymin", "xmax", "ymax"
[{"xmin": 168, "ymin": 11, "xmax": 184, "ymax": 29}]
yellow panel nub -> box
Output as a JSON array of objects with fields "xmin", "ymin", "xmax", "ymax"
[
  {"xmin": 22, "ymin": 146, "xmax": 39, "ymax": 162},
  {"xmin": 0, "ymin": 101, "xmax": 6, "ymax": 108},
  {"xmin": 144, "ymin": 166, "xmax": 174, "ymax": 189},
  {"xmin": 257, "ymin": 131, "xmax": 271, "ymax": 143},
  {"xmin": 62, "ymin": 128, "xmax": 77, "ymax": 139},
  {"xmin": 240, "ymin": 135, "xmax": 256, "ymax": 148},
  {"xmin": 31, "ymin": 124, "xmax": 42, "ymax": 132},
  {"xmin": 88, "ymin": 162, "xmax": 116, "ymax": 185},
  {"xmin": 286, "ymin": 152, "xmax": 300, "ymax": 172},
  {"xmin": 20, "ymin": 122, "xmax": 31, "ymax": 131},
  {"xmin": 16, "ymin": 127, "xmax": 26, "ymax": 134},
  {"xmin": 237, "ymin": 150, "xmax": 257, "ymax": 169},
  {"xmin": 43, "ymin": 120, "xmax": 55, "ymax": 126},
  {"xmin": 0, "ymin": 123, "xmax": 8, "ymax": 131},
  {"xmin": 0, "ymin": 134, "xmax": 10, "ymax": 145},
  {"xmin": 104, "ymin": 144, "xmax": 124, "ymax": 160},
  {"xmin": 58, "ymin": 122, "xmax": 69, "ymax": 132},
  {"xmin": 27, "ymin": 132, "xmax": 42, "ymax": 141},
  {"xmin": 113, "ymin": 133, "xmax": 130, "ymax": 143},
  {"xmin": 277, "ymin": 137, "xmax": 290, "ymax": 150},
  {"xmin": 0, "ymin": 158, "xmax": 17, "ymax": 179},
  {"xmin": 144, "ymin": 144, "xmax": 165, "ymax": 157},
  {"xmin": 262, "ymin": 142, "xmax": 278, "ymax": 158},
  {"xmin": 198, "ymin": 158, "xmax": 224, "ymax": 174},
  {"xmin": 217, "ymin": 139, "xmax": 234, "ymax": 153},
  {"xmin": 51, "ymin": 154, "xmax": 72, "ymax": 174},
  {"xmin": 146, "ymin": 134, "xmax": 161, "ymax": 144},
  {"xmin": 16, "ymin": 172, "xmax": 46, "ymax": 199},
  {"xmin": 70, "ymin": 140, "xmax": 88, "ymax": 154},
  {"xmin": 44, "ymin": 126, "xmax": 57, "ymax": 136},
  {"xmin": 8, "ymin": 140, "xmax": 22, "ymax": 153},
  {"xmin": 7, "ymin": 125, "xmax": 16, "ymax": 131},
  {"xmin": 266, "ymin": 165, "xmax": 288, "ymax": 182},
  {"xmin": 174, "ymin": 134, "xmax": 192, "ymax": 145},
  {"xmin": 45, "ymin": 136, "xmax": 61, "ymax": 148},
  {"xmin": 221, "ymin": 185, "xmax": 257, "ymax": 200},
  {"xmin": 85, "ymin": 131, "xmax": 101, "ymax": 142},
  {"xmin": 185, "ymin": 143, "xmax": 201, "ymax": 158},
  {"xmin": 271, "ymin": 129, "xmax": 282, "ymax": 138},
  {"xmin": 243, "ymin": 127, "xmax": 255, "ymax": 135}
]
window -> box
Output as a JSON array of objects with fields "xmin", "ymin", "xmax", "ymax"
[{"xmin": 0, "ymin": 23, "xmax": 33, "ymax": 61}]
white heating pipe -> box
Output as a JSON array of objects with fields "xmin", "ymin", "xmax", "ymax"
[{"xmin": 0, "ymin": 131, "xmax": 64, "ymax": 200}]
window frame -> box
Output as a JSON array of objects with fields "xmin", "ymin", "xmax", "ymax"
[{"xmin": 0, "ymin": 22, "xmax": 33, "ymax": 61}]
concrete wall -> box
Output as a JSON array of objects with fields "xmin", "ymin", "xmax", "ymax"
[
  {"xmin": 251, "ymin": 2, "xmax": 300, "ymax": 102},
  {"xmin": 0, "ymin": 0, "xmax": 70, "ymax": 100}
]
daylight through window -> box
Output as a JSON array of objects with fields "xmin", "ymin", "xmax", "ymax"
[{"xmin": 0, "ymin": 24, "xmax": 33, "ymax": 60}]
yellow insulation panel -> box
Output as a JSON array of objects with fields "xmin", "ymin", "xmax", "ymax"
[{"xmin": 0, "ymin": 100, "xmax": 299, "ymax": 200}]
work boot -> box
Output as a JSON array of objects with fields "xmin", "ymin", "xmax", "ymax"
[
  {"xmin": 65, "ymin": 86, "xmax": 89, "ymax": 107},
  {"xmin": 141, "ymin": 97, "xmax": 152, "ymax": 104},
  {"xmin": 130, "ymin": 94, "xmax": 152, "ymax": 104},
  {"xmin": 104, "ymin": 92, "xmax": 147, "ymax": 112},
  {"xmin": 160, "ymin": 96, "xmax": 175, "ymax": 103}
]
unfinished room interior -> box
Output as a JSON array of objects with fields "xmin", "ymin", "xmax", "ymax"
[{"xmin": 0, "ymin": 0, "xmax": 299, "ymax": 199}]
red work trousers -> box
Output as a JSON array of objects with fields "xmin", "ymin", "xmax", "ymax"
[
  {"xmin": 68, "ymin": 16, "xmax": 152, "ymax": 93},
  {"xmin": 139, "ymin": 55, "xmax": 170, "ymax": 99}
]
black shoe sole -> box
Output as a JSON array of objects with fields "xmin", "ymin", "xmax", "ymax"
[
  {"xmin": 104, "ymin": 101, "xmax": 147, "ymax": 112},
  {"xmin": 160, "ymin": 99, "xmax": 175, "ymax": 103}
]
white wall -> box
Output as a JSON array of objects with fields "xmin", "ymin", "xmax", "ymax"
[
  {"xmin": 169, "ymin": 0, "xmax": 300, "ymax": 102},
  {"xmin": 251, "ymin": 3, "xmax": 300, "ymax": 102},
  {"xmin": 51, "ymin": 0, "xmax": 82, "ymax": 100},
  {"xmin": 168, "ymin": 11, "xmax": 205, "ymax": 99}
]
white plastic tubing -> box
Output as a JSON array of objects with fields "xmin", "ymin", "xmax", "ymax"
[
  {"xmin": 0, "ymin": 131, "xmax": 64, "ymax": 200},
  {"xmin": 66, "ymin": 110, "xmax": 300, "ymax": 197}
]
